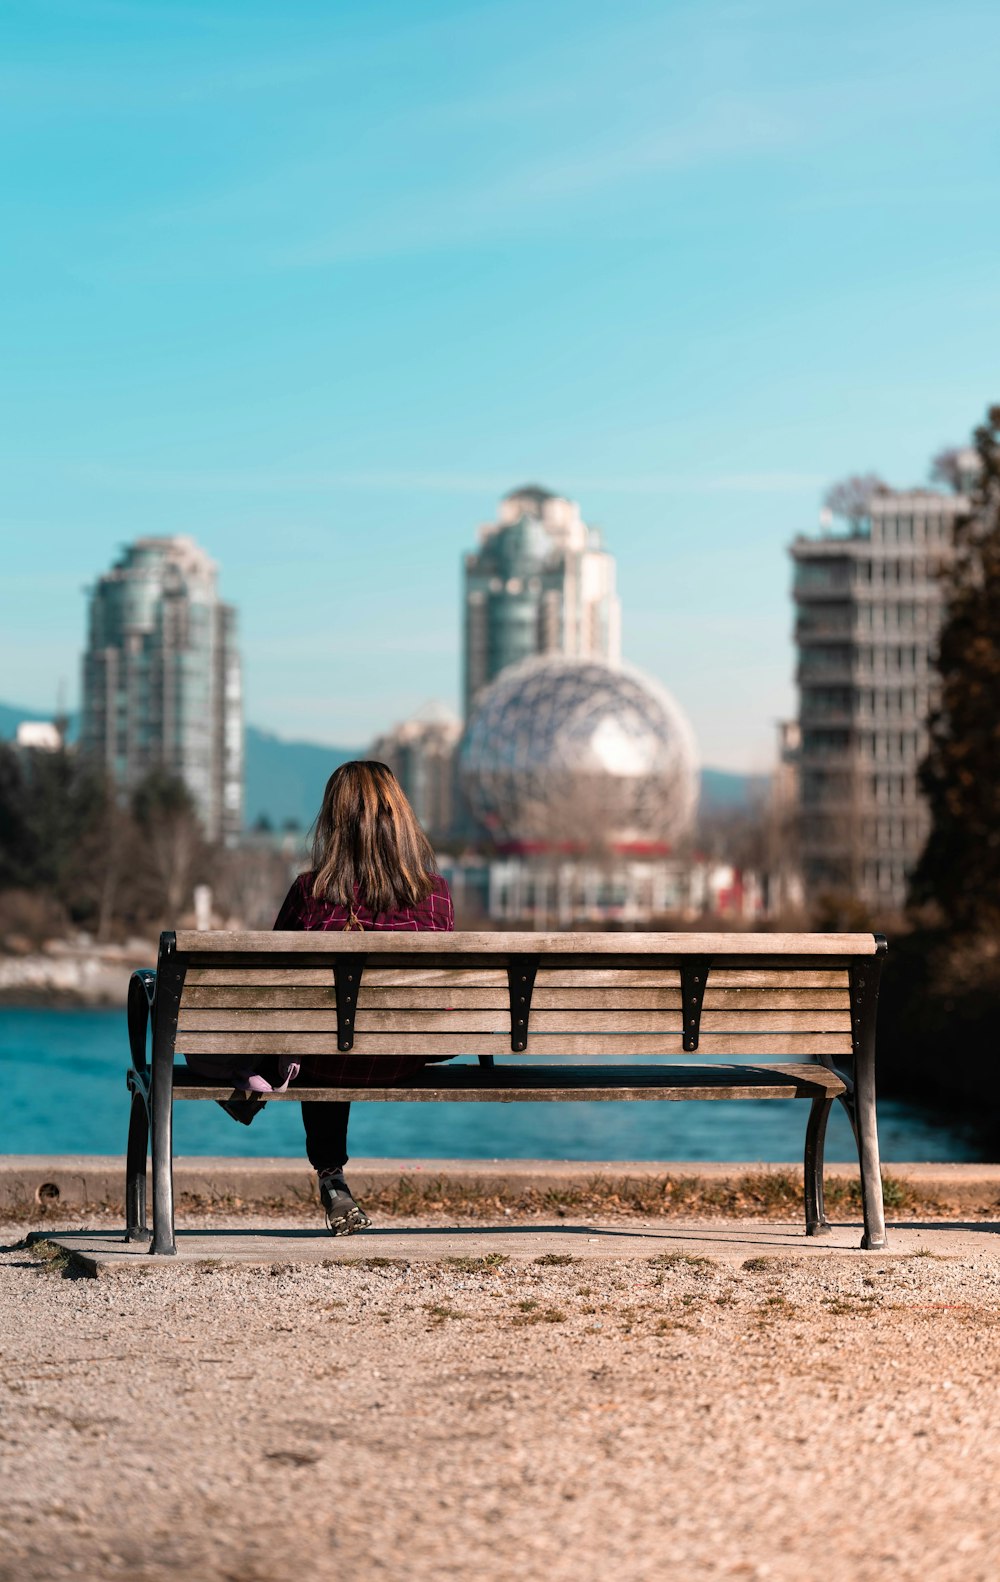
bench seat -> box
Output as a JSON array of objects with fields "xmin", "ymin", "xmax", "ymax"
[{"xmin": 172, "ymin": 1061, "xmax": 847, "ymax": 1102}]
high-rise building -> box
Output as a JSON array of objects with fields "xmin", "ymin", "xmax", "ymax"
[
  {"xmin": 369, "ymin": 704, "xmax": 461, "ymax": 842},
  {"xmin": 81, "ymin": 536, "xmax": 243, "ymax": 844},
  {"xmin": 791, "ymin": 483, "xmax": 971, "ymax": 911},
  {"xmin": 462, "ymin": 485, "xmax": 621, "ymax": 717}
]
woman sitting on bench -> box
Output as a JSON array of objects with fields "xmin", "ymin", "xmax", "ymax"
[{"xmin": 215, "ymin": 760, "xmax": 453, "ymax": 1234}]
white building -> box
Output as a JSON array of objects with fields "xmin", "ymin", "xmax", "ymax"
[
  {"xmin": 791, "ymin": 483, "xmax": 971, "ymax": 911},
  {"xmin": 15, "ymin": 721, "xmax": 64, "ymax": 752}
]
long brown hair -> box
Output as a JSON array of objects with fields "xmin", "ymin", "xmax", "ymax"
[{"xmin": 311, "ymin": 760, "xmax": 436, "ymax": 916}]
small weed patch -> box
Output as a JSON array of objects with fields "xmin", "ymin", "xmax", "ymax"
[
  {"xmin": 534, "ymin": 1253, "xmax": 577, "ymax": 1267},
  {"xmin": 29, "ymin": 1241, "xmax": 79, "ymax": 1278},
  {"xmin": 323, "ymin": 1255, "xmax": 410, "ymax": 1272},
  {"xmin": 648, "ymin": 1252, "xmax": 715, "ymax": 1273},
  {"xmin": 741, "ymin": 1256, "xmax": 793, "ymax": 1274},
  {"xmin": 511, "ymin": 1306, "xmax": 566, "ymax": 1326},
  {"xmin": 762, "ymin": 1295, "xmax": 798, "ymax": 1313},
  {"xmin": 425, "ymin": 1303, "xmax": 468, "ymax": 1324},
  {"xmin": 443, "ymin": 1253, "xmax": 510, "ymax": 1273}
]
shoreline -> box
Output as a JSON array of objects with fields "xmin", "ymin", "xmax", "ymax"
[
  {"xmin": 0, "ymin": 942, "xmax": 152, "ymax": 1007},
  {"xmin": 4, "ymin": 1154, "xmax": 1000, "ymax": 1222}
]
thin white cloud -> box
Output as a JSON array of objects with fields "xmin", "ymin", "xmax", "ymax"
[
  {"xmin": 73, "ymin": 461, "xmax": 824, "ymax": 498},
  {"xmin": 269, "ymin": 96, "xmax": 799, "ymax": 270}
]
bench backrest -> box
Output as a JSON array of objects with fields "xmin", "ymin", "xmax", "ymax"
[{"xmin": 165, "ymin": 931, "xmax": 884, "ymax": 1068}]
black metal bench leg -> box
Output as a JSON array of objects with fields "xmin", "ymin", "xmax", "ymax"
[
  {"xmin": 124, "ymin": 1090, "xmax": 151, "ymax": 1242},
  {"xmin": 803, "ymin": 1094, "xmax": 833, "ymax": 1236},
  {"xmin": 150, "ymin": 1071, "xmax": 176, "ymax": 1255},
  {"xmin": 855, "ymin": 1048, "xmax": 887, "ymax": 1251},
  {"xmin": 149, "ymin": 936, "xmax": 184, "ymax": 1256},
  {"xmin": 849, "ymin": 950, "xmax": 888, "ymax": 1251}
]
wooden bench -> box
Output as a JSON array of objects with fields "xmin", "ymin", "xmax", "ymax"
[{"xmin": 126, "ymin": 929, "xmax": 888, "ymax": 1255}]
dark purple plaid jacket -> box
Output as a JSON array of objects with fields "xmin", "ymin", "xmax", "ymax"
[
  {"xmin": 273, "ymin": 871, "xmax": 454, "ymax": 1084},
  {"xmin": 273, "ymin": 872, "xmax": 454, "ymax": 933}
]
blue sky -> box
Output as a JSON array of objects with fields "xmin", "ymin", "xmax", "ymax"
[{"xmin": 2, "ymin": 0, "xmax": 999, "ymax": 769}]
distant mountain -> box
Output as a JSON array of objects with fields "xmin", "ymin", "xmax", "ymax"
[
  {"xmin": 244, "ymin": 725, "xmax": 360, "ymax": 831},
  {"xmin": 0, "ymin": 700, "xmax": 79, "ymax": 744},
  {"xmin": 699, "ymin": 767, "xmax": 770, "ymax": 812},
  {"xmin": 0, "ymin": 700, "xmax": 53, "ymax": 736},
  {"xmin": 0, "ymin": 701, "xmax": 770, "ymax": 826}
]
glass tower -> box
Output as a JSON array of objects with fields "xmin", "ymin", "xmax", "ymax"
[
  {"xmin": 462, "ymin": 485, "xmax": 621, "ymax": 718},
  {"xmin": 81, "ymin": 536, "xmax": 243, "ymax": 844}
]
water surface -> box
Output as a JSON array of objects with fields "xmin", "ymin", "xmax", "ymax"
[{"xmin": 0, "ymin": 1005, "xmax": 987, "ymax": 1163}]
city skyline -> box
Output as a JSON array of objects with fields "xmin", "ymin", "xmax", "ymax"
[
  {"xmin": 4, "ymin": 2, "xmax": 1000, "ymax": 768},
  {"xmin": 0, "ymin": 459, "xmax": 982, "ymax": 779}
]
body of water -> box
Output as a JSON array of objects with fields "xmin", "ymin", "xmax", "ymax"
[{"xmin": 0, "ymin": 1005, "xmax": 989, "ymax": 1163}]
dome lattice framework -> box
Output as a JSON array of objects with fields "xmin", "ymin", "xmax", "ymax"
[{"xmin": 459, "ymin": 656, "xmax": 699, "ymax": 850}]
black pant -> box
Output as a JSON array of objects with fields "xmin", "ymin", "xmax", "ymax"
[
  {"xmin": 247, "ymin": 1057, "xmax": 351, "ymax": 1172},
  {"xmin": 301, "ymin": 1101, "xmax": 350, "ymax": 1172}
]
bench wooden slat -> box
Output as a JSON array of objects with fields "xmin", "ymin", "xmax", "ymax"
[
  {"xmin": 182, "ymin": 953, "xmax": 862, "ymax": 974},
  {"xmin": 176, "ymin": 929, "xmax": 879, "ymax": 957},
  {"xmin": 176, "ymin": 1007, "xmax": 853, "ymax": 1034},
  {"xmin": 358, "ymin": 968, "xmax": 853, "ymax": 989},
  {"xmin": 183, "ymin": 966, "xmax": 852, "ymax": 990},
  {"xmin": 180, "ymin": 985, "xmax": 851, "ymax": 1011},
  {"xmin": 177, "ymin": 1031, "xmax": 854, "ymax": 1057},
  {"xmin": 171, "ymin": 1061, "xmax": 846, "ymax": 1101}
]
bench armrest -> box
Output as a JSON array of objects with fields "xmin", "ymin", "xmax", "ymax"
[{"xmin": 127, "ymin": 968, "xmax": 157, "ymax": 1086}]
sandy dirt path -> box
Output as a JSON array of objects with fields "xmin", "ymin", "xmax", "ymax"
[{"xmin": 2, "ymin": 1220, "xmax": 1000, "ymax": 1582}]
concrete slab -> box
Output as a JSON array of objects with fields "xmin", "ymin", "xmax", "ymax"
[{"xmin": 39, "ymin": 1217, "xmax": 1000, "ymax": 1277}]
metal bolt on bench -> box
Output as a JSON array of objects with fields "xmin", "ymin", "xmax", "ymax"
[{"xmin": 125, "ymin": 930, "xmax": 889, "ymax": 1255}]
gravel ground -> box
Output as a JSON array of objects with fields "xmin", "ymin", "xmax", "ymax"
[{"xmin": 2, "ymin": 1216, "xmax": 1000, "ymax": 1582}]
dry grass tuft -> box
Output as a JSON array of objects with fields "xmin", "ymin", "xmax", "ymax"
[{"xmin": 443, "ymin": 1253, "xmax": 510, "ymax": 1273}]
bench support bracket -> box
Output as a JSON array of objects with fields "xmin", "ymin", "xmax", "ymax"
[
  {"xmin": 680, "ymin": 957, "xmax": 711, "ymax": 1051},
  {"xmin": 334, "ymin": 956, "xmax": 367, "ymax": 1052},
  {"xmin": 507, "ymin": 956, "xmax": 539, "ymax": 1053}
]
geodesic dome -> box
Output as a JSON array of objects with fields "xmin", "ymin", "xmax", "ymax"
[{"xmin": 459, "ymin": 656, "xmax": 699, "ymax": 850}]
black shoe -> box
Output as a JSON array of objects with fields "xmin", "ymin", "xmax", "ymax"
[
  {"xmin": 217, "ymin": 1092, "xmax": 268, "ymax": 1126},
  {"xmin": 318, "ymin": 1169, "xmax": 372, "ymax": 1236}
]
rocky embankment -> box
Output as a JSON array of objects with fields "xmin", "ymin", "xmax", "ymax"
[{"xmin": 0, "ymin": 938, "xmax": 154, "ymax": 1006}]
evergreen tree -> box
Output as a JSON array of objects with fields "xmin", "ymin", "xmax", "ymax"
[
  {"xmin": 911, "ymin": 404, "xmax": 1000, "ymax": 929},
  {"xmin": 0, "ymin": 746, "xmax": 36, "ymax": 888}
]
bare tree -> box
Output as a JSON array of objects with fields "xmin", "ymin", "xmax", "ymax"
[
  {"xmin": 215, "ymin": 841, "xmax": 298, "ymax": 929},
  {"xmin": 929, "ymin": 447, "xmax": 967, "ymax": 494},
  {"xmin": 132, "ymin": 772, "xmax": 213, "ymax": 923},
  {"xmin": 823, "ymin": 474, "xmax": 891, "ymax": 528},
  {"xmin": 87, "ymin": 794, "xmax": 137, "ymax": 941}
]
